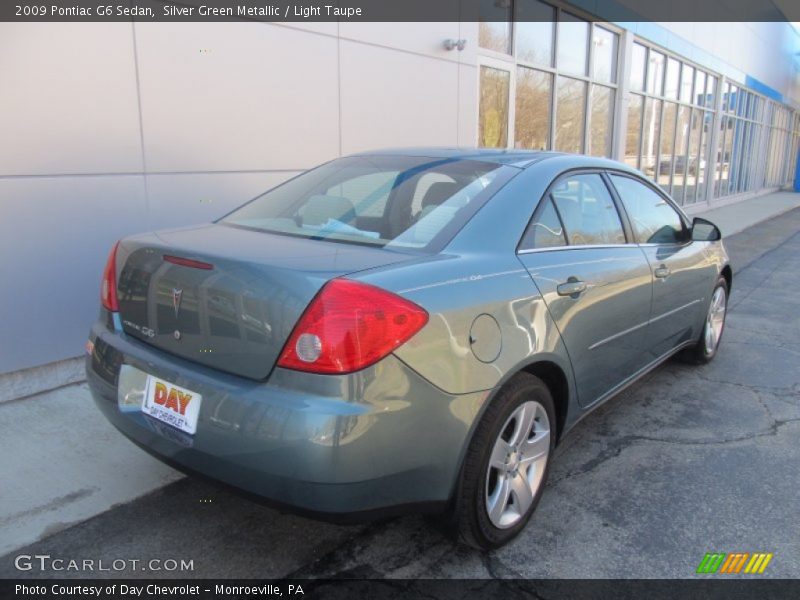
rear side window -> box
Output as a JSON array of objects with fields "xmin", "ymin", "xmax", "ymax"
[
  {"xmin": 609, "ymin": 174, "xmax": 685, "ymax": 244},
  {"xmin": 550, "ymin": 174, "xmax": 626, "ymax": 246},
  {"xmin": 520, "ymin": 197, "xmax": 566, "ymax": 250}
]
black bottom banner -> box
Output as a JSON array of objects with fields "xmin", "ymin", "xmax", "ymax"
[{"xmin": 3, "ymin": 579, "xmax": 800, "ymax": 600}]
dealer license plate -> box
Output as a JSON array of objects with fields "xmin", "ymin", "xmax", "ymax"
[{"xmin": 142, "ymin": 375, "xmax": 202, "ymax": 435}]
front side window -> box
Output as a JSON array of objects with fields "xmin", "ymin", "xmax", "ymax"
[
  {"xmin": 222, "ymin": 156, "xmax": 515, "ymax": 251},
  {"xmin": 550, "ymin": 174, "xmax": 625, "ymax": 246},
  {"xmin": 609, "ymin": 174, "xmax": 685, "ymax": 244}
]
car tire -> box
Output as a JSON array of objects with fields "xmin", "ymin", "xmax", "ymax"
[
  {"xmin": 448, "ymin": 373, "xmax": 556, "ymax": 550},
  {"xmin": 680, "ymin": 276, "xmax": 729, "ymax": 365}
]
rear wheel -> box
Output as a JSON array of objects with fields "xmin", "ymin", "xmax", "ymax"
[
  {"xmin": 449, "ymin": 373, "xmax": 555, "ymax": 549},
  {"xmin": 681, "ymin": 276, "xmax": 728, "ymax": 364}
]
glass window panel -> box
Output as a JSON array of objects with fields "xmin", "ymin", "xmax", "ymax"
[
  {"xmin": 557, "ymin": 13, "xmax": 589, "ymax": 76},
  {"xmin": 742, "ymin": 123, "xmax": 759, "ymax": 191},
  {"xmin": 479, "ymin": 22, "xmax": 512, "ymax": 54},
  {"xmin": 749, "ymin": 95, "xmax": 760, "ymax": 120},
  {"xmin": 515, "ymin": 0, "xmax": 555, "ymax": 66},
  {"xmin": 694, "ymin": 70, "xmax": 707, "ymax": 107},
  {"xmin": 706, "ymin": 75, "xmax": 717, "ymax": 107},
  {"xmin": 719, "ymin": 116, "xmax": 734, "ymax": 194},
  {"xmin": 727, "ymin": 84, "xmax": 738, "ymax": 113},
  {"xmin": 671, "ymin": 105, "xmax": 692, "ymax": 204},
  {"xmin": 555, "ymin": 76, "xmax": 587, "ymax": 153},
  {"xmin": 588, "ymin": 84, "xmax": 614, "ymax": 157},
  {"xmin": 647, "ymin": 51, "xmax": 665, "ymax": 96},
  {"xmin": 737, "ymin": 91, "xmax": 748, "ymax": 117},
  {"xmin": 625, "ymin": 94, "xmax": 644, "ymax": 168},
  {"xmin": 520, "ymin": 197, "xmax": 566, "ymax": 250},
  {"xmin": 515, "ymin": 67, "xmax": 552, "ymax": 150},
  {"xmin": 729, "ymin": 118, "xmax": 745, "ymax": 194},
  {"xmin": 642, "ymin": 97, "xmax": 662, "ymax": 178},
  {"xmin": 658, "ymin": 102, "xmax": 678, "ymax": 191},
  {"xmin": 630, "ymin": 43, "xmax": 646, "ymax": 92},
  {"xmin": 684, "ymin": 109, "xmax": 703, "ymax": 204},
  {"xmin": 665, "ymin": 58, "xmax": 680, "ymax": 99},
  {"xmin": 680, "ymin": 64, "xmax": 694, "ymax": 104},
  {"xmin": 736, "ymin": 121, "xmax": 751, "ymax": 192},
  {"xmin": 610, "ymin": 175, "xmax": 685, "ymax": 244},
  {"xmin": 592, "ymin": 26, "xmax": 618, "ymax": 83},
  {"xmin": 551, "ymin": 174, "xmax": 625, "ymax": 245},
  {"xmin": 696, "ymin": 110, "xmax": 712, "ymax": 201},
  {"xmin": 478, "ymin": 66, "xmax": 510, "ymax": 148}
]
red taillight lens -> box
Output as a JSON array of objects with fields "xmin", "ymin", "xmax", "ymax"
[
  {"xmin": 277, "ymin": 279, "xmax": 428, "ymax": 374},
  {"xmin": 101, "ymin": 241, "xmax": 120, "ymax": 312}
]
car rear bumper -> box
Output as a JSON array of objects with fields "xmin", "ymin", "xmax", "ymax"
[{"xmin": 86, "ymin": 319, "xmax": 487, "ymax": 520}]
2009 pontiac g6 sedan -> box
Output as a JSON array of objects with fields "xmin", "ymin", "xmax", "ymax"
[{"xmin": 87, "ymin": 148, "xmax": 731, "ymax": 548}]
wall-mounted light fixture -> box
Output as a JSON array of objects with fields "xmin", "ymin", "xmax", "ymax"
[{"xmin": 444, "ymin": 39, "xmax": 468, "ymax": 51}]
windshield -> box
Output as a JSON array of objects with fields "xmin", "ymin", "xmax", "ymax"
[{"xmin": 221, "ymin": 155, "xmax": 516, "ymax": 251}]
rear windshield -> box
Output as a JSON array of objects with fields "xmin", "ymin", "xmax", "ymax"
[{"xmin": 221, "ymin": 155, "xmax": 516, "ymax": 251}]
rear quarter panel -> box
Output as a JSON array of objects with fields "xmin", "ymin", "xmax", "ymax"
[{"xmin": 356, "ymin": 252, "xmax": 570, "ymax": 396}]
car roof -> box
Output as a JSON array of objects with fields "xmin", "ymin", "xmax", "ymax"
[
  {"xmin": 350, "ymin": 147, "xmax": 641, "ymax": 174},
  {"xmin": 351, "ymin": 147, "xmax": 566, "ymax": 168}
]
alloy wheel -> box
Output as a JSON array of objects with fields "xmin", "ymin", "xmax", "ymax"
[
  {"xmin": 704, "ymin": 286, "xmax": 727, "ymax": 355},
  {"xmin": 485, "ymin": 400, "xmax": 551, "ymax": 529}
]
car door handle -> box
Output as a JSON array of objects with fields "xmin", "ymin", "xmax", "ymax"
[
  {"xmin": 557, "ymin": 279, "xmax": 587, "ymax": 297},
  {"xmin": 654, "ymin": 265, "xmax": 671, "ymax": 279}
]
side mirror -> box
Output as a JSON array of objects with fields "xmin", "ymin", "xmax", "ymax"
[{"xmin": 691, "ymin": 217, "xmax": 721, "ymax": 242}]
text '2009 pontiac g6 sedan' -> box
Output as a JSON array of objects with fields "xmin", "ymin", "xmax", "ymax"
[{"xmin": 87, "ymin": 149, "xmax": 731, "ymax": 549}]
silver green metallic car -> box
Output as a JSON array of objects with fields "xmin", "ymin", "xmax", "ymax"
[{"xmin": 87, "ymin": 148, "xmax": 731, "ymax": 548}]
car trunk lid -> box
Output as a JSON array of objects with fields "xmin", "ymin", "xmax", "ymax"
[{"xmin": 115, "ymin": 223, "xmax": 415, "ymax": 379}]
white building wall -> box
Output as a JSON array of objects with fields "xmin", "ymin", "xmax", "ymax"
[{"xmin": 0, "ymin": 22, "xmax": 473, "ymax": 374}]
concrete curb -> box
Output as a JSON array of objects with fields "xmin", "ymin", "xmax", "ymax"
[{"xmin": 0, "ymin": 356, "xmax": 84, "ymax": 404}]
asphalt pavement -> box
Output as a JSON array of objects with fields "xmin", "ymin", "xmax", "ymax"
[{"xmin": 3, "ymin": 206, "xmax": 799, "ymax": 579}]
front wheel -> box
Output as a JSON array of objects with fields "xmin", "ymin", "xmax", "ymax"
[
  {"xmin": 681, "ymin": 276, "xmax": 728, "ymax": 364},
  {"xmin": 449, "ymin": 373, "xmax": 555, "ymax": 549}
]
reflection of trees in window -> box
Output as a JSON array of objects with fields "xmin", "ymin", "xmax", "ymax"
[
  {"xmin": 642, "ymin": 98, "xmax": 662, "ymax": 174},
  {"xmin": 478, "ymin": 22, "xmax": 511, "ymax": 54},
  {"xmin": 684, "ymin": 109, "xmax": 703, "ymax": 203},
  {"xmin": 625, "ymin": 95, "xmax": 643, "ymax": 167},
  {"xmin": 589, "ymin": 85, "xmax": 614, "ymax": 156},
  {"xmin": 658, "ymin": 102, "xmax": 677, "ymax": 190},
  {"xmin": 479, "ymin": 66, "xmax": 510, "ymax": 148},
  {"xmin": 555, "ymin": 77, "xmax": 586, "ymax": 153},
  {"xmin": 515, "ymin": 67, "xmax": 551, "ymax": 150}
]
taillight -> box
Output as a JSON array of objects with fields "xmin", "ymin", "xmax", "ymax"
[
  {"xmin": 163, "ymin": 255, "xmax": 214, "ymax": 270},
  {"xmin": 101, "ymin": 241, "xmax": 120, "ymax": 312},
  {"xmin": 277, "ymin": 279, "xmax": 428, "ymax": 374}
]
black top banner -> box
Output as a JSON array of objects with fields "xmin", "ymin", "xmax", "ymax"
[{"xmin": 2, "ymin": 0, "xmax": 799, "ymax": 22}]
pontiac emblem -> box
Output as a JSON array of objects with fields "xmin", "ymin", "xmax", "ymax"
[{"xmin": 172, "ymin": 288, "xmax": 183, "ymax": 318}]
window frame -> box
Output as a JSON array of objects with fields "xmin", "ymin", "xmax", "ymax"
[
  {"xmin": 517, "ymin": 168, "xmax": 633, "ymax": 254},
  {"xmin": 604, "ymin": 169, "xmax": 692, "ymax": 247},
  {"xmin": 626, "ymin": 38, "xmax": 720, "ymax": 205},
  {"xmin": 477, "ymin": 2, "xmax": 622, "ymax": 155}
]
